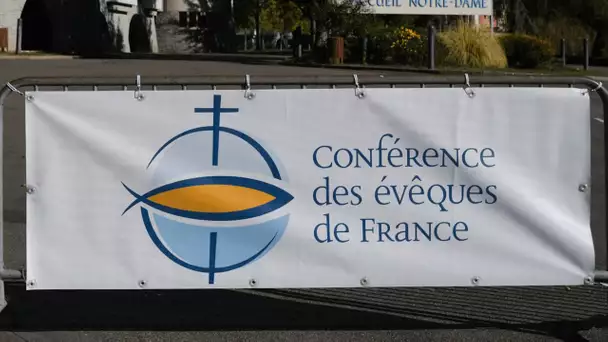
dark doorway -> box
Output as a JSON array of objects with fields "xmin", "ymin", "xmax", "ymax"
[
  {"xmin": 87, "ymin": 12, "xmax": 114, "ymax": 54},
  {"xmin": 128, "ymin": 14, "xmax": 151, "ymax": 53},
  {"xmin": 20, "ymin": 0, "xmax": 54, "ymax": 52}
]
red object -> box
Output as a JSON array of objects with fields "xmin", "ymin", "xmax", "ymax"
[
  {"xmin": 479, "ymin": 16, "xmax": 497, "ymax": 28},
  {"xmin": 0, "ymin": 28, "xmax": 8, "ymax": 52},
  {"xmin": 330, "ymin": 37, "xmax": 344, "ymax": 64}
]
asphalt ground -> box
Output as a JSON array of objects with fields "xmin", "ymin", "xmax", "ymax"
[{"xmin": 0, "ymin": 59, "xmax": 606, "ymax": 341}]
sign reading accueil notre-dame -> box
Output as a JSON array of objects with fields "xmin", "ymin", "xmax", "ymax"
[{"xmin": 364, "ymin": 0, "xmax": 492, "ymax": 16}]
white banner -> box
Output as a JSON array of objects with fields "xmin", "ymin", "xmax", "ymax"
[
  {"xmin": 363, "ymin": 0, "xmax": 492, "ymax": 16},
  {"xmin": 25, "ymin": 87, "xmax": 594, "ymax": 290}
]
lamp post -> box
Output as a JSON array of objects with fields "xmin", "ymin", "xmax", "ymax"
[
  {"xmin": 255, "ymin": 0, "xmax": 262, "ymax": 50},
  {"xmin": 228, "ymin": 0, "xmax": 236, "ymax": 52}
]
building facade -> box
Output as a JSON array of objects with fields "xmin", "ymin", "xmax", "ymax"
[{"xmin": 0, "ymin": 0, "xmax": 196, "ymax": 54}]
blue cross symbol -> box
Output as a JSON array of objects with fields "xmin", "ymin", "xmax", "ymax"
[{"xmin": 194, "ymin": 94, "xmax": 239, "ymax": 166}]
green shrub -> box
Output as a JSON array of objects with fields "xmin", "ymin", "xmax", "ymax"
[
  {"xmin": 367, "ymin": 35, "xmax": 393, "ymax": 65},
  {"xmin": 390, "ymin": 26, "xmax": 427, "ymax": 66},
  {"xmin": 344, "ymin": 37, "xmax": 362, "ymax": 63},
  {"xmin": 437, "ymin": 21, "xmax": 507, "ymax": 69},
  {"xmin": 534, "ymin": 16, "xmax": 595, "ymax": 58},
  {"xmin": 343, "ymin": 25, "xmax": 394, "ymax": 64},
  {"xmin": 499, "ymin": 34, "xmax": 554, "ymax": 68},
  {"xmin": 343, "ymin": 36, "xmax": 391, "ymax": 64}
]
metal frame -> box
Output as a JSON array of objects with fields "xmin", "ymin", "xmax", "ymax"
[{"xmin": 0, "ymin": 74, "xmax": 606, "ymax": 310}]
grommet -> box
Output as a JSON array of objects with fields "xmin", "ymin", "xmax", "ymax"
[
  {"xmin": 579, "ymin": 184, "xmax": 589, "ymax": 192},
  {"xmin": 249, "ymin": 278, "xmax": 258, "ymax": 287},
  {"xmin": 138, "ymin": 280, "xmax": 147, "ymax": 288},
  {"xmin": 471, "ymin": 276, "xmax": 481, "ymax": 286},
  {"xmin": 360, "ymin": 277, "xmax": 369, "ymax": 286},
  {"xmin": 27, "ymin": 279, "xmax": 36, "ymax": 288},
  {"xmin": 584, "ymin": 276, "xmax": 593, "ymax": 285},
  {"xmin": 22, "ymin": 184, "xmax": 36, "ymax": 194}
]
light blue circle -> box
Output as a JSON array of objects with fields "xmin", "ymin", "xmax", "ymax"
[{"xmin": 141, "ymin": 127, "xmax": 291, "ymax": 283}]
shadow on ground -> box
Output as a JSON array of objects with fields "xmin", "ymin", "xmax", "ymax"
[
  {"xmin": 0, "ymin": 283, "xmax": 605, "ymax": 342},
  {"xmin": 82, "ymin": 52, "xmax": 290, "ymax": 64}
]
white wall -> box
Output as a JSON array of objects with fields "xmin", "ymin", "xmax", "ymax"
[
  {"xmin": 147, "ymin": 15, "xmax": 159, "ymax": 52},
  {"xmin": 106, "ymin": 6, "xmax": 159, "ymax": 53},
  {"xmin": 101, "ymin": 0, "xmax": 160, "ymax": 53},
  {"xmin": 0, "ymin": 0, "xmax": 159, "ymax": 53},
  {"xmin": 163, "ymin": 0, "xmax": 190, "ymax": 12},
  {"xmin": 142, "ymin": 0, "xmax": 164, "ymax": 11},
  {"xmin": 0, "ymin": 0, "xmax": 26, "ymax": 51}
]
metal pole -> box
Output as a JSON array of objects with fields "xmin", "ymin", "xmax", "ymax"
[
  {"xmin": 16, "ymin": 18, "xmax": 22, "ymax": 54},
  {"xmin": 428, "ymin": 25, "xmax": 436, "ymax": 71},
  {"xmin": 3, "ymin": 75, "xmax": 607, "ymax": 87},
  {"xmin": 362, "ymin": 36, "xmax": 368, "ymax": 65},
  {"xmin": 311, "ymin": 19, "xmax": 317, "ymax": 49},
  {"xmin": 0, "ymin": 83, "xmax": 25, "ymax": 284},
  {"xmin": 0, "ymin": 269, "xmax": 22, "ymax": 280},
  {"xmin": 0, "ymin": 82, "xmax": 25, "ymax": 316},
  {"xmin": 596, "ymin": 271, "xmax": 608, "ymax": 282},
  {"xmin": 231, "ymin": 2, "xmax": 236, "ymax": 50},
  {"xmin": 597, "ymin": 83, "xmax": 608, "ymax": 275},
  {"xmin": 0, "ymin": 85, "xmax": 6, "ymax": 311},
  {"xmin": 561, "ymin": 38, "xmax": 566, "ymax": 67},
  {"xmin": 255, "ymin": 0, "xmax": 261, "ymax": 50},
  {"xmin": 583, "ymin": 38, "xmax": 589, "ymax": 71}
]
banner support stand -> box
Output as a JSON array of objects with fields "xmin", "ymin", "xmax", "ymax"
[{"xmin": 0, "ymin": 75, "xmax": 605, "ymax": 311}]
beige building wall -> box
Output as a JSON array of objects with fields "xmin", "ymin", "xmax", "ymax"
[
  {"xmin": 164, "ymin": 0, "xmax": 189, "ymax": 12},
  {"xmin": 0, "ymin": 0, "xmax": 162, "ymax": 53},
  {"xmin": 0, "ymin": 0, "xmax": 26, "ymax": 51}
]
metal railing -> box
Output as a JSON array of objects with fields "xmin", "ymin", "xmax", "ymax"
[{"xmin": 0, "ymin": 74, "xmax": 606, "ymax": 291}]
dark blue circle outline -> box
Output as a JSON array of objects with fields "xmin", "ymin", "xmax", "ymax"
[
  {"xmin": 141, "ymin": 207, "xmax": 281, "ymax": 274},
  {"xmin": 146, "ymin": 126, "xmax": 282, "ymax": 180}
]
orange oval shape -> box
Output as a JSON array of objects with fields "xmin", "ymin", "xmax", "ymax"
[{"xmin": 148, "ymin": 184, "xmax": 276, "ymax": 214}]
